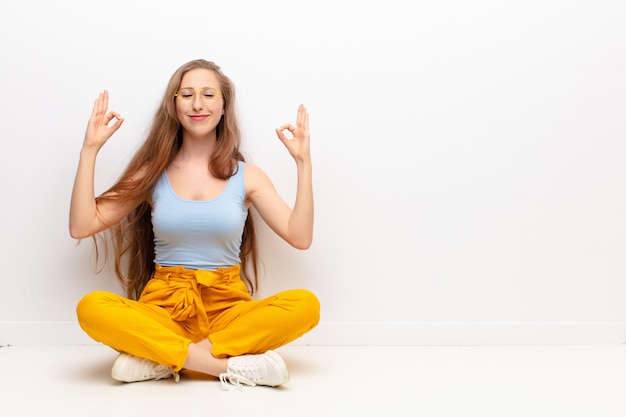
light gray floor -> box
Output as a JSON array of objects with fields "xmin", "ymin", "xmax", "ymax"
[{"xmin": 2, "ymin": 344, "xmax": 626, "ymax": 417}]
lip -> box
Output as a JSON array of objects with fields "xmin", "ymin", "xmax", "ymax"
[{"xmin": 189, "ymin": 115, "xmax": 209, "ymax": 121}]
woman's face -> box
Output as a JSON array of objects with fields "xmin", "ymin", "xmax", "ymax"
[{"xmin": 175, "ymin": 68, "xmax": 224, "ymax": 138}]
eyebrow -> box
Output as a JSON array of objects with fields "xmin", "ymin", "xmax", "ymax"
[{"xmin": 179, "ymin": 86, "xmax": 219, "ymax": 90}]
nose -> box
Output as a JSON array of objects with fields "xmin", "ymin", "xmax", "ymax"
[{"xmin": 192, "ymin": 92, "xmax": 204, "ymax": 110}]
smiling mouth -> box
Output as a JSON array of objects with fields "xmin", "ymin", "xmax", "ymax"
[{"xmin": 189, "ymin": 115, "xmax": 208, "ymax": 121}]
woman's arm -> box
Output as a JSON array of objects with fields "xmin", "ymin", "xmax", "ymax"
[
  {"xmin": 69, "ymin": 90, "xmax": 135, "ymax": 239},
  {"xmin": 246, "ymin": 105, "xmax": 313, "ymax": 249}
]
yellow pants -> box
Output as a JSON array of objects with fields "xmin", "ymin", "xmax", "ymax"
[{"xmin": 76, "ymin": 264, "xmax": 320, "ymax": 371}]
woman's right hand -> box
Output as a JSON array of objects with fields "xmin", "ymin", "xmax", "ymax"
[{"xmin": 83, "ymin": 90, "xmax": 124, "ymax": 151}]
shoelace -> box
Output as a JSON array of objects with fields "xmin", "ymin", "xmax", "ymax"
[
  {"xmin": 140, "ymin": 358, "xmax": 179, "ymax": 383},
  {"xmin": 219, "ymin": 372, "xmax": 256, "ymax": 391},
  {"xmin": 144, "ymin": 360, "xmax": 179, "ymax": 382}
]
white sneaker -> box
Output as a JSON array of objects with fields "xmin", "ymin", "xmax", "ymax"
[
  {"xmin": 219, "ymin": 350, "xmax": 289, "ymax": 389},
  {"xmin": 111, "ymin": 352, "xmax": 179, "ymax": 383}
]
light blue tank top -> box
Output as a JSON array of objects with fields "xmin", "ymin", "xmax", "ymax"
[{"xmin": 152, "ymin": 161, "xmax": 248, "ymax": 270}]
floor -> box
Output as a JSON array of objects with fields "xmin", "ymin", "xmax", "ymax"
[{"xmin": 2, "ymin": 344, "xmax": 626, "ymax": 417}]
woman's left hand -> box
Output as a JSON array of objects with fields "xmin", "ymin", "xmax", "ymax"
[{"xmin": 275, "ymin": 104, "xmax": 310, "ymax": 163}]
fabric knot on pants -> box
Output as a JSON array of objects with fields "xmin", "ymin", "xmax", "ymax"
[{"xmin": 138, "ymin": 264, "xmax": 242, "ymax": 338}]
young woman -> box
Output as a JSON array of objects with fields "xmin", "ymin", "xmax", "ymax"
[{"xmin": 70, "ymin": 59, "xmax": 320, "ymax": 389}]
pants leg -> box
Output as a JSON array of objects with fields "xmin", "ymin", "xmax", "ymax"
[
  {"xmin": 205, "ymin": 279, "xmax": 321, "ymax": 358},
  {"xmin": 76, "ymin": 291, "xmax": 191, "ymax": 370}
]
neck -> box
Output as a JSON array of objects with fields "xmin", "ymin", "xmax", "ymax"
[{"xmin": 177, "ymin": 132, "xmax": 217, "ymax": 162}]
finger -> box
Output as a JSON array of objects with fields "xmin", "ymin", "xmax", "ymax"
[
  {"xmin": 93, "ymin": 90, "xmax": 109, "ymax": 117},
  {"xmin": 105, "ymin": 111, "xmax": 122, "ymax": 123},
  {"xmin": 92, "ymin": 92, "xmax": 103, "ymax": 117},
  {"xmin": 296, "ymin": 104, "xmax": 303, "ymax": 123},
  {"xmin": 109, "ymin": 116, "xmax": 125, "ymax": 133},
  {"xmin": 91, "ymin": 98, "xmax": 99, "ymax": 117},
  {"xmin": 275, "ymin": 126, "xmax": 295, "ymax": 143},
  {"xmin": 275, "ymin": 128, "xmax": 288, "ymax": 143},
  {"xmin": 100, "ymin": 90, "xmax": 110, "ymax": 112},
  {"xmin": 297, "ymin": 105, "xmax": 309, "ymax": 131},
  {"xmin": 276, "ymin": 124, "xmax": 295, "ymax": 134}
]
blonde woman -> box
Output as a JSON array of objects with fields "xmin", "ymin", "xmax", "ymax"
[{"xmin": 70, "ymin": 59, "xmax": 320, "ymax": 388}]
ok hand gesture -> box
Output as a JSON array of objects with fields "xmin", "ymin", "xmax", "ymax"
[
  {"xmin": 83, "ymin": 90, "xmax": 124, "ymax": 151},
  {"xmin": 275, "ymin": 104, "xmax": 310, "ymax": 163}
]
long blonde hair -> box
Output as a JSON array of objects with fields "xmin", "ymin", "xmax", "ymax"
[{"xmin": 94, "ymin": 59, "xmax": 258, "ymax": 299}]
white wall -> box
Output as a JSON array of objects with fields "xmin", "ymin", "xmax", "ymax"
[{"xmin": 1, "ymin": 0, "xmax": 626, "ymax": 346}]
